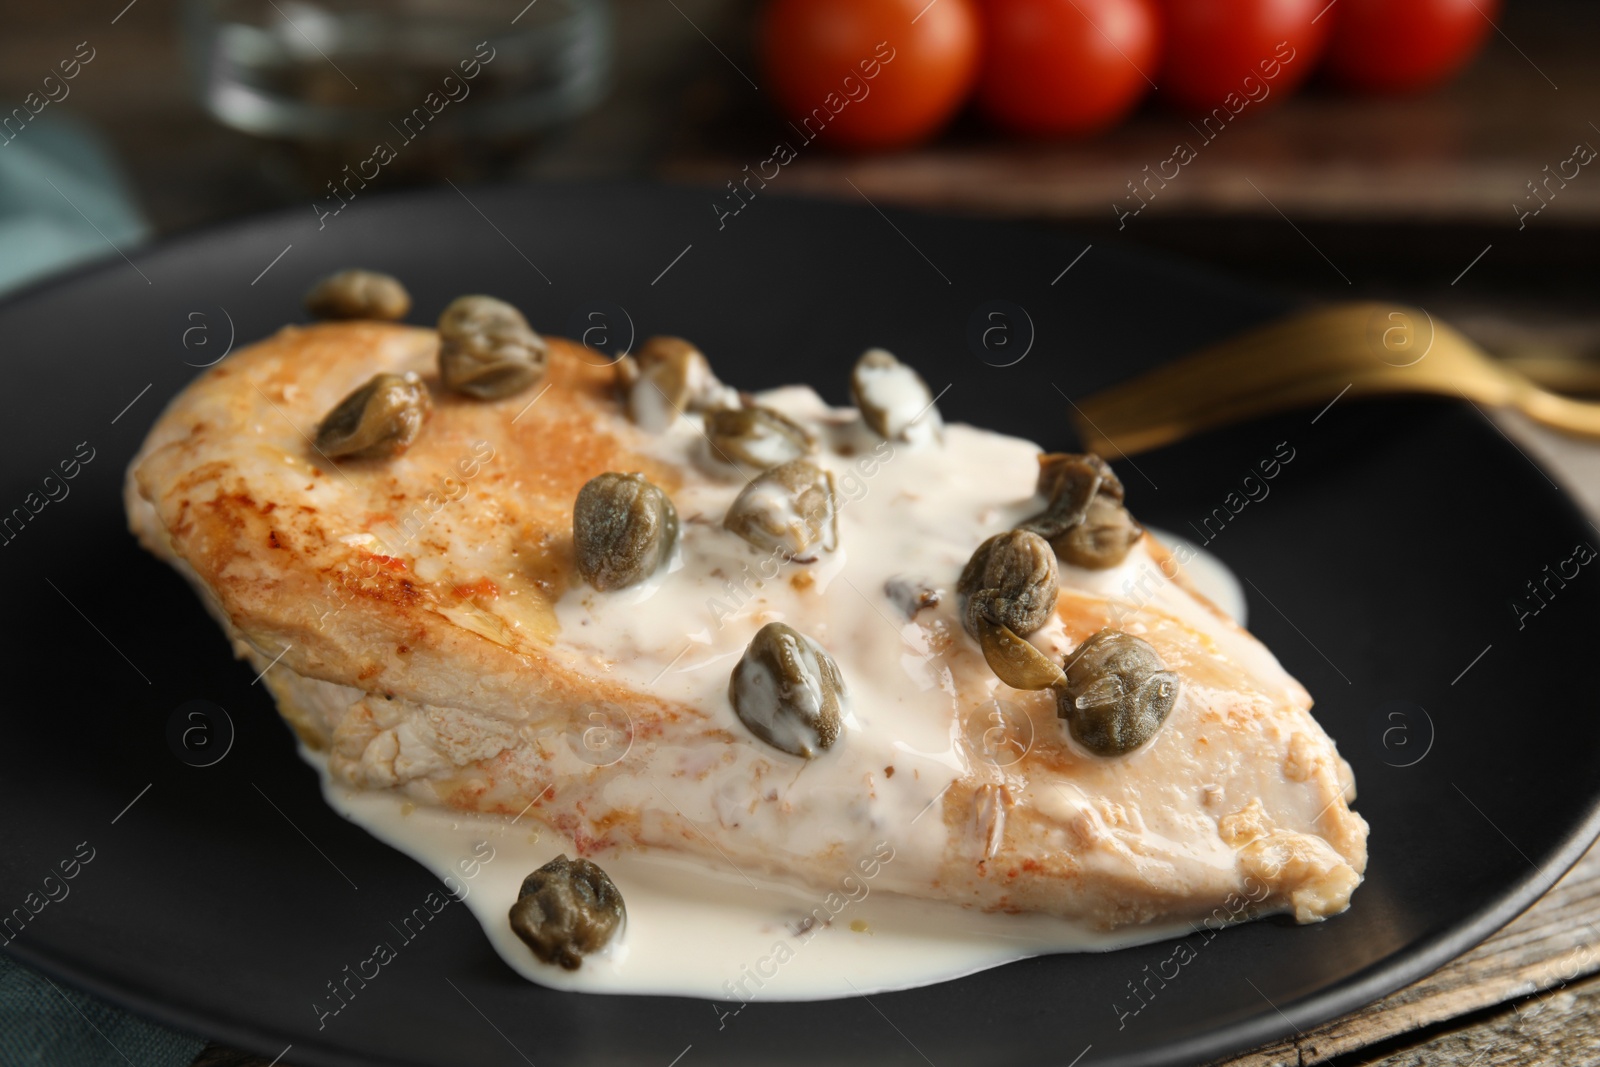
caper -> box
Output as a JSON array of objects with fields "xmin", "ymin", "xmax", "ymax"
[
  {"xmin": 573, "ymin": 472, "xmax": 679, "ymax": 591},
  {"xmin": 957, "ymin": 530, "xmax": 1059, "ymax": 639},
  {"xmin": 437, "ymin": 295, "xmax": 548, "ymax": 400},
  {"xmin": 1057, "ymin": 629, "xmax": 1179, "ymax": 756},
  {"xmin": 305, "ymin": 269, "xmax": 411, "ymax": 322},
  {"xmin": 1057, "ymin": 493, "xmax": 1142, "ymax": 569},
  {"xmin": 638, "ymin": 336, "xmax": 739, "ymax": 411},
  {"xmin": 313, "ymin": 372, "xmax": 431, "ymax": 460},
  {"xmin": 637, "ymin": 335, "xmax": 699, "ymax": 370},
  {"xmin": 1020, "ymin": 452, "xmax": 1139, "ymax": 569},
  {"xmin": 615, "ymin": 353, "xmax": 641, "ymax": 392},
  {"xmin": 850, "ymin": 348, "xmax": 942, "ymax": 444},
  {"xmin": 704, "ymin": 406, "xmax": 816, "ymax": 470},
  {"xmin": 974, "ymin": 616, "xmax": 1066, "ymax": 690},
  {"xmin": 1039, "ymin": 451, "xmax": 1123, "ymax": 503},
  {"xmin": 627, "ymin": 346, "xmax": 693, "ymax": 431},
  {"xmin": 624, "ymin": 335, "xmax": 737, "ymax": 430},
  {"xmin": 508, "ymin": 854, "xmax": 625, "ymax": 970},
  {"xmin": 728, "ymin": 622, "xmax": 847, "ymax": 759},
  {"xmin": 723, "ymin": 459, "xmax": 838, "ymax": 561},
  {"xmin": 1018, "ymin": 453, "xmax": 1111, "ymax": 540}
]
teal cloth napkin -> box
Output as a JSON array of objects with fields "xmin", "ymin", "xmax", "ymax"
[
  {"xmin": 0, "ymin": 114, "xmax": 150, "ymax": 297},
  {"xmin": 0, "ymin": 117, "xmax": 204, "ymax": 1067},
  {"xmin": 0, "ymin": 954, "xmax": 203, "ymax": 1067}
]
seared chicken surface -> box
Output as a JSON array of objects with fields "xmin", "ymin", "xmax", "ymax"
[{"xmin": 126, "ymin": 321, "xmax": 1366, "ymax": 931}]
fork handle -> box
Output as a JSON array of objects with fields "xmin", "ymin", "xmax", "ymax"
[
  {"xmin": 1070, "ymin": 302, "xmax": 1600, "ymax": 455},
  {"xmin": 1514, "ymin": 385, "xmax": 1600, "ymax": 438}
]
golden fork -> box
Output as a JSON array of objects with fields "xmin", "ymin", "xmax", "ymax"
[{"xmin": 1069, "ymin": 302, "xmax": 1600, "ymax": 457}]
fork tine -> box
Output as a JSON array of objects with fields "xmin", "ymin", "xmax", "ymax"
[
  {"xmin": 1076, "ymin": 303, "xmax": 1403, "ymax": 429},
  {"xmin": 1070, "ymin": 304, "xmax": 1518, "ymax": 455}
]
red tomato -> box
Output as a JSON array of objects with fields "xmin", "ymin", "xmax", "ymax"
[
  {"xmin": 1154, "ymin": 0, "xmax": 1330, "ymax": 114},
  {"xmin": 976, "ymin": 0, "xmax": 1162, "ymax": 137},
  {"xmin": 1322, "ymin": 0, "xmax": 1499, "ymax": 94},
  {"xmin": 760, "ymin": 0, "xmax": 982, "ymax": 151}
]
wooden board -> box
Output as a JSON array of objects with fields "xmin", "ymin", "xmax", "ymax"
[
  {"xmin": 1212, "ymin": 836, "xmax": 1600, "ymax": 1064},
  {"xmin": 1346, "ymin": 972, "xmax": 1600, "ymax": 1066}
]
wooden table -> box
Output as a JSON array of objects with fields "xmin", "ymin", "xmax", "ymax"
[
  {"xmin": 6, "ymin": 0, "xmax": 1600, "ymax": 1063},
  {"xmin": 1212, "ymin": 820, "xmax": 1600, "ymax": 1066},
  {"xmin": 661, "ymin": 1, "xmax": 1600, "ymax": 226}
]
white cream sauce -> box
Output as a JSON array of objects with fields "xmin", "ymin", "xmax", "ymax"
[
  {"xmin": 311, "ymin": 747, "xmax": 1197, "ymax": 1000},
  {"xmin": 1147, "ymin": 528, "xmax": 1248, "ymax": 626},
  {"xmin": 304, "ymin": 383, "xmax": 1265, "ymax": 1000}
]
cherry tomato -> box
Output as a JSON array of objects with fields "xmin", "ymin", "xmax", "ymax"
[
  {"xmin": 760, "ymin": 0, "xmax": 982, "ymax": 151},
  {"xmin": 1154, "ymin": 0, "xmax": 1330, "ymax": 114},
  {"xmin": 976, "ymin": 0, "xmax": 1162, "ymax": 137},
  {"xmin": 1322, "ymin": 0, "xmax": 1499, "ymax": 94}
]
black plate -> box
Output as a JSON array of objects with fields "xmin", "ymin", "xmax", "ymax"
[{"xmin": 3, "ymin": 182, "xmax": 1597, "ymax": 1067}]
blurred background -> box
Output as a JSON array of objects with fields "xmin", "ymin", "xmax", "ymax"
[{"xmin": 1, "ymin": 0, "xmax": 1595, "ymax": 357}]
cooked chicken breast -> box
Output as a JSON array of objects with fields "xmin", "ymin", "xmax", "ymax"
[{"xmin": 126, "ymin": 321, "xmax": 1366, "ymax": 932}]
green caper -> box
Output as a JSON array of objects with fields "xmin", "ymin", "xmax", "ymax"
[
  {"xmin": 1040, "ymin": 451, "xmax": 1123, "ymax": 503},
  {"xmin": 850, "ymin": 348, "xmax": 942, "ymax": 443},
  {"xmin": 957, "ymin": 530, "xmax": 1059, "ymax": 639},
  {"xmin": 624, "ymin": 336, "xmax": 737, "ymax": 430},
  {"xmin": 1057, "ymin": 493, "xmax": 1142, "ymax": 569},
  {"xmin": 1057, "ymin": 629, "xmax": 1179, "ymax": 756},
  {"xmin": 1019, "ymin": 452, "xmax": 1139, "ymax": 569},
  {"xmin": 728, "ymin": 622, "xmax": 847, "ymax": 759},
  {"xmin": 723, "ymin": 459, "xmax": 838, "ymax": 561},
  {"xmin": 974, "ymin": 616, "xmax": 1066, "ymax": 690},
  {"xmin": 508, "ymin": 854, "xmax": 625, "ymax": 970},
  {"xmin": 637, "ymin": 336, "xmax": 737, "ymax": 411},
  {"xmin": 313, "ymin": 372, "xmax": 431, "ymax": 460},
  {"xmin": 637, "ymin": 335, "xmax": 700, "ymax": 370},
  {"xmin": 573, "ymin": 472, "xmax": 679, "ymax": 591},
  {"xmin": 437, "ymin": 295, "xmax": 548, "ymax": 400},
  {"xmin": 614, "ymin": 354, "xmax": 641, "ymax": 392},
  {"xmin": 1018, "ymin": 453, "xmax": 1112, "ymax": 540},
  {"xmin": 704, "ymin": 406, "xmax": 816, "ymax": 470},
  {"xmin": 627, "ymin": 342, "xmax": 692, "ymax": 429},
  {"xmin": 304, "ymin": 270, "xmax": 411, "ymax": 322}
]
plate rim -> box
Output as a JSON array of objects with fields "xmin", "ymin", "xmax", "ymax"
[{"xmin": 7, "ymin": 177, "xmax": 1599, "ymax": 1067}]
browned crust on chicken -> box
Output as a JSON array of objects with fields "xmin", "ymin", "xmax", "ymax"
[{"xmin": 128, "ymin": 322, "xmax": 1367, "ymax": 931}]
